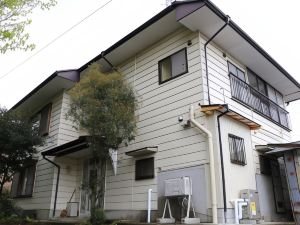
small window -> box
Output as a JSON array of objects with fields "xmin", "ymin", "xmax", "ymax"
[
  {"xmin": 135, "ymin": 157, "xmax": 154, "ymax": 180},
  {"xmin": 11, "ymin": 162, "xmax": 37, "ymax": 198},
  {"xmin": 159, "ymin": 48, "xmax": 188, "ymax": 84},
  {"xmin": 228, "ymin": 62, "xmax": 245, "ymax": 81},
  {"xmin": 228, "ymin": 134, "xmax": 246, "ymax": 165}
]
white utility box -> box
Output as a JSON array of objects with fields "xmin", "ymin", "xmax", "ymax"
[
  {"xmin": 66, "ymin": 202, "xmax": 78, "ymax": 217},
  {"xmin": 165, "ymin": 177, "xmax": 191, "ymax": 197}
]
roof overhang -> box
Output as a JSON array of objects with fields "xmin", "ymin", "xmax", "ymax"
[
  {"xmin": 256, "ymin": 141, "xmax": 300, "ymax": 156},
  {"xmin": 11, "ymin": 70, "xmax": 79, "ymax": 113},
  {"xmin": 79, "ymin": 5, "xmax": 184, "ymax": 72},
  {"xmin": 177, "ymin": 1, "xmax": 300, "ymax": 102},
  {"xmin": 201, "ymin": 104, "xmax": 261, "ymax": 130},
  {"xmin": 41, "ymin": 136, "xmax": 90, "ymax": 158},
  {"xmin": 125, "ymin": 146, "xmax": 158, "ymax": 157},
  {"xmin": 78, "ymin": 0, "xmax": 300, "ymax": 102}
]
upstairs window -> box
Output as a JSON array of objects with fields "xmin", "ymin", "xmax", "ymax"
[
  {"xmin": 11, "ymin": 162, "xmax": 37, "ymax": 198},
  {"xmin": 228, "ymin": 61, "xmax": 289, "ymax": 129},
  {"xmin": 32, "ymin": 103, "xmax": 52, "ymax": 136},
  {"xmin": 228, "ymin": 62, "xmax": 245, "ymax": 81},
  {"xmin": 248, "ymin": 69, "xmax": 267, "ymax": 96},
  {"xmin": 159, "ymin": 48, "xmax": 188, "ymax": 84},
  {"xmin": 135, "ymin": 157, "xmax": 154, "ymax": 180},
  {"xmin": 228, "ymin": 134, "xmax": 246, "ymax": 165},
  {"xmin": 247, "ymin": 68, "xmax": 284, "ymax": 107}
]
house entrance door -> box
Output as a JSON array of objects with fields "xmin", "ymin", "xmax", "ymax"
[{"xmin": 80, "ymin": 160, "xmax": 91, "ymax": 216}]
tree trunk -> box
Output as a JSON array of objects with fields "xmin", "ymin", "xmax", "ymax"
[
  {"xmin": 0, "ymin": 180, "xmax": 4, "ymax": 195},
  {"xmin": 97, "ymin": 157, "xmax": 106, "ymax": 208},
  {"xmin": 90, "ymin": 159, "xmax": 98, "ymax": 224}
]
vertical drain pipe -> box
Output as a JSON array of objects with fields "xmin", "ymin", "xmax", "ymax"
[
  {"xmin": 147, "ymin": 189, "xmax": 152, "ymax": 223},
  {"xmin": 205, "ymin": 16, "xmax": 230, "ymax": 105},
  {"xmin": 217, "ymin": 106, "xmax": 230, "ymax": 223},
  {"xmin": 189, "ymin": 105, "xmax": 217, "ymax": 224},
  {"xmin": 43, "ymin": 155, "xmax": 60, "ymax": 218}
]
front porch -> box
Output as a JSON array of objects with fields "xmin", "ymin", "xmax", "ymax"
[{"xmin": 41, "ymin": 136, "xmax": 94, "ymax": 219}]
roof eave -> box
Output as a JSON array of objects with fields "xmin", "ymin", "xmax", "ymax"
[{"xmin": 203, "ymin": 0, "xmax": 300, "ymax": 92}]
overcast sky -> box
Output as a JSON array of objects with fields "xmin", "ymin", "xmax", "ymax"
[{"xmin": 0, "ymin": 0, "xmax": 299, "ymax": 140}]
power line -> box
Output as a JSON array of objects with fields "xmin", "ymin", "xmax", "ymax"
[{"xmin": 0, "ymin": 0, "xmax": 113, "ymax": 80}]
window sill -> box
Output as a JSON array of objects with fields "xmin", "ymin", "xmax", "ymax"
[
  {"xmin": 231, "ymin": 97, "xmax": 291, "ymax": 132},
  {"xmin": 159, "ymin": 70, "xmax": 188, "ymax": 85},
  {"xmin": 12, "ymin": 195, "xmax": 33, "ymax": 199},
  {"xmin": 135, "ymin": 175, "xmax": 155, "ymax": 180}
]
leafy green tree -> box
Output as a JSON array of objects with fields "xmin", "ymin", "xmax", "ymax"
[
  {"xmin": 0, "ymin": 107, "xmax": 42, "ymax": 195},
  {"xmin": 0, "ymin": 0, "xmax": 56, "ymax": 53},
  {"xmin": 67, "ymin": 63, "xmax": 137, "ymax": 222}
]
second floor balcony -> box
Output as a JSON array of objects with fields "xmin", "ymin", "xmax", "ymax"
[{"xmin": 229, "ymin": 73, "xmax": 290, "ymax": 130}]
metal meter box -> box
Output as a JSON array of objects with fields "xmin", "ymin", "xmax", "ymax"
[
  {"xmin": 164, "ymin": 177, "xmax": 191, "ymax": 197},
  {"xmin": 240, "ymin": 189, "xmax": 261, "ymax": 220},
  {"xmin": 66, "ymin": 202, "xmax": 79, "ymax": 217}
]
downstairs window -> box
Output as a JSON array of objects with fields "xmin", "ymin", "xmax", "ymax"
[
  {"xmin": 228, "ymin": 134, "xmax": 247, "ymax": 165},
  {"xmin": 11, "ymin": 162, "xmax": 37, "ymax": 198}
]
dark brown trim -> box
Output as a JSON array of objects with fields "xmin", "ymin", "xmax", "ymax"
[
  {"xmin": 41, "ymin": 136, "xmax": 89, "ymax": 157},
  {"xmin": 158, "ymin": 47, "xmax": 188, "ymax": 85}
]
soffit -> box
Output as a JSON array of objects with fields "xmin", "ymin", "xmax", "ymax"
[
  {"xmin": 12, "ymin": 70, "xmax": 79, "ymax": 113},
  {"xmin": 88, "ymin": 11, "xmax": 182, "ymax": 72},
  {"xmin": 178, "ymin": 5, "xmax": 300, "ymax": 102}
]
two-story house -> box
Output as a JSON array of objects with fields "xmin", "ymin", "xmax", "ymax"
[{"xmin": 10, "ymin": 0, "xmax": 300, "ymax": 224}]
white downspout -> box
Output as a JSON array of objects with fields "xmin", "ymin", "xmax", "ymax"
[
  {"xmin": 189, "ymin": 105, "xmax": 218, "ymax": 224},
  {"xmin": 147, "ymin": 188, "xmax": 152, "ymax": 223}
]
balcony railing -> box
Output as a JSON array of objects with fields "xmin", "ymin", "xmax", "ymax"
[{"xmin": 229, "ymin": 73, "xmax": 290, "ymax": 129}]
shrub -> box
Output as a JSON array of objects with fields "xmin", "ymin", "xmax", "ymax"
[
  {"xmin": 91, "ymin": 208, "xmax": 106, "ymax": 225},
  {"xmin": 0, "ymin": 194, "xmax": 22, "ymax": 218},
  {"xmin": 79, "ymin": 220, "xmax": 92, "ymax": 225}
]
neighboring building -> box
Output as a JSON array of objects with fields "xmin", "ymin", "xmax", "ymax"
[{"xmin": 10, "ymin": 0, "xmax": 300, "ymax": 224}]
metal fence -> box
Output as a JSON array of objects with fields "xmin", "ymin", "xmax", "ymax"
[{"xmin": 229, "ymin": 73, "xmax": 290, "ymax": 129}]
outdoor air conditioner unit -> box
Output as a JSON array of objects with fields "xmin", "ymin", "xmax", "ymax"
[
  {"xmin": 66, "ymin": 202, "xmax": 79, "ymax": 217},
  {"xmin": 158, "ymin": 177, "xmax": 200, "ymax": 224},
  {"xmin": 165, "ymin": 177, "xmax": 191, "ymax": 197}
]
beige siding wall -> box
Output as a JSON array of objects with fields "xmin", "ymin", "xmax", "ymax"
[
  {"xmin": 104, "ymin": 27, "xmax": 208, "ymax": 211},
  {"xmin": 15, "ymin": 93, "xmax": 64, "ymax": 212},
  {"xmin": 53, "ymin": 157, "xmax": 81, "ymax": 212},
  {"xmin": 49, "ymin": 91, "xmax": 81, "ymax": 214},
  {"xmin": 16, "ymin": 90, "xmax": 81, "ymax": 216},
  {"xmin": 199, "ymin": 34, "xmax": 291, "ymax": 171},
  {"xmin": 57, "ymin": 91, "xmax": 79, "ymax": 146},
  {"xmin": 199, "ymin": 33, "xmax": 292, "ymax": 213}
]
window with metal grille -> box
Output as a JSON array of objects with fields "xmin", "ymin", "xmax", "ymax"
[{"xmin": 228, "ymin": 134, "xmax": 246, "ymax": 165}]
